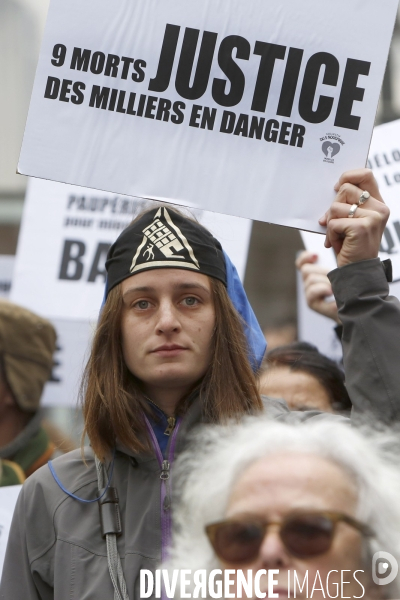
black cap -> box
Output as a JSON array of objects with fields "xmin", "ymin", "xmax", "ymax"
[{"xmin": 105, "ymin": 206, "xmax": 227, "ymax": 294}]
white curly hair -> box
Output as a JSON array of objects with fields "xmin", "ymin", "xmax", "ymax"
[{"xmin": 166, "ymin": 417, "xmax": 400, "ymax": 599}]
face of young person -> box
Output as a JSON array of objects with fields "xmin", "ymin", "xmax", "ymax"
[
  {"xmin": 221, "ymin": 453, "xmax": 373, "ymax": 600},
  {"xmin": 120, "ymin": 268, "xmax": 215, "ymax": 408}
]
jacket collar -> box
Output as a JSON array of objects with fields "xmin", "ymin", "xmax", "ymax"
[{"xmin": 115, "ymin": 388, "xmax": 203, "ymax": 462}]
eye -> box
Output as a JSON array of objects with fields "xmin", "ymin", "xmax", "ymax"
[
  {"xmin": 182, "ymin": 296, "xmax": 198, "ymax": 307},
  {"xmin": 134, "ymin": 300, "xmax": 151, "ymax": 310}
]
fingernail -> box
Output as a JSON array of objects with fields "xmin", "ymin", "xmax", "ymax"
[{"xmin": 318, "ymin": 216, "xmax": 325, "ymax": 224}]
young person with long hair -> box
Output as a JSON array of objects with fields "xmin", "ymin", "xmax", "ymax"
[
  {"xmin": 0, "ymin": 168, "xmax": 394, "ymax": 599},
  {"xmin": 0, "ymin": 205, "xmax": 271, "ymax": 600}
]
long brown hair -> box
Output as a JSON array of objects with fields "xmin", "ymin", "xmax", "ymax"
[{"xmin": 81, "ymin": 210, "xmax": 263, "ymax": 459}]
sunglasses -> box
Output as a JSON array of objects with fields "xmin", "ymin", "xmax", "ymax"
[{"xmin": 205, "ymin": 511, "xmax": 373, "ymax": 564}]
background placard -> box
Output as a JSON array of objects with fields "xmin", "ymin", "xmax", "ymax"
[{"xmin": 367, "ymin": 118, "xmax": 400, "ymax": 280}]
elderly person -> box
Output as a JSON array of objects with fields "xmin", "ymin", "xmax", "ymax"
[{"xmin": 167, "ymin": 417, "xmax": 400, "ymax": 599}]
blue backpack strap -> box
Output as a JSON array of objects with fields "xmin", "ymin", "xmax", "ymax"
[{"xmin": 47, "ymin": 447, "xmax": 116, "ymax": 503}]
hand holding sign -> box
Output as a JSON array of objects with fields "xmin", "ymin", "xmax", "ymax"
[{"xmin": 319, "ymin": 169, "xmax": 390, "ymax": 267}]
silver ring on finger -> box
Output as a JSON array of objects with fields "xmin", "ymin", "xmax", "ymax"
[
  {"xmin": 348, "ymin": 204, "xmax": 359, "ymax": 218},
  {"xmin": 358, "ymin": 190, "xmax": 370, "ymax": 205}
]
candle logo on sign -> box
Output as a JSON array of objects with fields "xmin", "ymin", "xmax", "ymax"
[{"xmin": 321, "ymin": 133, "xmax": 345, "ymax": 164}]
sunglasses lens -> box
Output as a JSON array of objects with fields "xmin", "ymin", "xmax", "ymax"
[
  {"xmin": 211, "ymin": 522, "xmax": 263, "ymax": 564},
  {"xmin": 282, "ymin": 515, "xmax": 334, "ymax": 558}
]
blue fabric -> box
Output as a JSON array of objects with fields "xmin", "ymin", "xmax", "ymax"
[
  {"xmin": 223, "ymin": 251, "xmax": 267, "ymax": 371},
  {"xmin": 146, "ymin": 404, "xmax": 170, "ymax": 458}
]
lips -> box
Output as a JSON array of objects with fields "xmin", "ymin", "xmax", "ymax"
[
  {"xmin": 152, "ymin": 344, "xmax": 186, "ymax": 352},
  {"xmin": 150, "ymin": 344, "xmax": 188, "ymax": 357}
]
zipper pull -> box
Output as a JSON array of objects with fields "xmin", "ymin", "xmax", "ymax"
[
  {"xmin": 164, "ymin": 416, "xmax": 176, "ymax": 436},
  {"xmin": 160, "ymin": 460, "xmax": 170, "ymax": 480}
]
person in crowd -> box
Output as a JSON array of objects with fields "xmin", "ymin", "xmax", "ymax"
[
  {"xmin": 0, "ymin": 300, "xmax": 57, "ymax": 486},
  {"xmin": 0, "ymin": 204, "xmax": 270, "ymax": 600},
  {"xmin": 0, "ymin": 168, "xmax": 394, "ymax": 599},
  {"xmin": 259, "ymin": 342, "xmax": 351, "ymax": 413},
  {"xmin": 166, "ymin": 417, "xmax": 400, "ymax": 600}
]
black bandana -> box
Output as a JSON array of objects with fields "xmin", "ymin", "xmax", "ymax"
[{"xmin": 105, "ymin": 206, "xmax": 227, "ymax": 294}]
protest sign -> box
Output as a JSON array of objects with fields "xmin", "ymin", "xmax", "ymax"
[
  {"xmin": 0, "ymin": 253, "xmax": 91, "ymax": 406},
  {"xmin": 298, "ymin": 231, "xmax": 400, "ymax": 359},
  {"xmin": 17, "ymin": 0, "xmax": 398, "ymax": 231},
  {"xmin": 367, "ymin": 118, "xmax": 400, "ymax": 279},
  {"xmin": 10, "ymin": 178, "xmax": 251, "ymax": 406},
  {"xmin": 0, "ymin": 256, "xmax": 14, "ymax": 299},
  {"xmin": 41, "ymin": 318, "xmax": 93, "ymax": 407}
]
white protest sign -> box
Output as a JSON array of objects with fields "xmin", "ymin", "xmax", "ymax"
[
  {"xmin": 300, "ymin": 231, "xmax": 337, "ymax": 272},
  {"xmin": 11, "ymin": 178, "xmax": 252, "ymax": 321},
  {"xmin": 0, "ymin": 485, "xmax": 22, "ymax": 577},
  {"xmin": 298, "ymin": 231, "xmax": 400, "ymax": 360},
  {"xmin": 18, "ymin": 0, "xmax": 398, "ymax": 231},
  {"xmin": 0, "ymin": 251, "xmax": 91, "ymax": 406},
  {"xmin": 367, "ymin": 118, "xmax": 400, "ymax": 279},
  {"xmin": 0, "ymin": 256, "xmax": 14, "ymax": 299},
  {"xmin": 41, "ymin": 318, "xmax": 93, "ymax": 407}
]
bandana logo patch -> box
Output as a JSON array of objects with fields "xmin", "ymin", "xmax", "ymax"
[
  {"xmin": 130, "ymin": 207, "xmax": 200, "ymax": 274},
  {"xmin": 143, "ymin": 243, "xmax": 155, "ymax": 261},
  {"xmin": 142, "ymin": 217, "xmax": 184, "ymax": 259}
]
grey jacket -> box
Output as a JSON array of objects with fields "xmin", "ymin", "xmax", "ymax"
[
  {"xmin": 0, "ymin": 258, "xmax": 398, "ymax": 599},
  {"xmin": 0, "ymin": 394, "xmax": 287, "ymax": 600},
  {"xmin": 329, "ymin": 258, "xmax": 400, "ymax": 424}
]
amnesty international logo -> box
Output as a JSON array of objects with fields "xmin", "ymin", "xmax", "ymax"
[
  {"xmin": 321, "ymin": 133, "xmax": 345, "ymax": 164},
  {"xmin": 130, "ymin": 207, "xmax": 200, "ymax": 274}
]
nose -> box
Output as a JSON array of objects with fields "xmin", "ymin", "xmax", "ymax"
[
  {"xmin": 258, "ymin": 525, "xmax": 292, "ymax": 569},
  {"xmin": 155, "ymin": 299, "xmax": 181, "ymax": 335}
]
